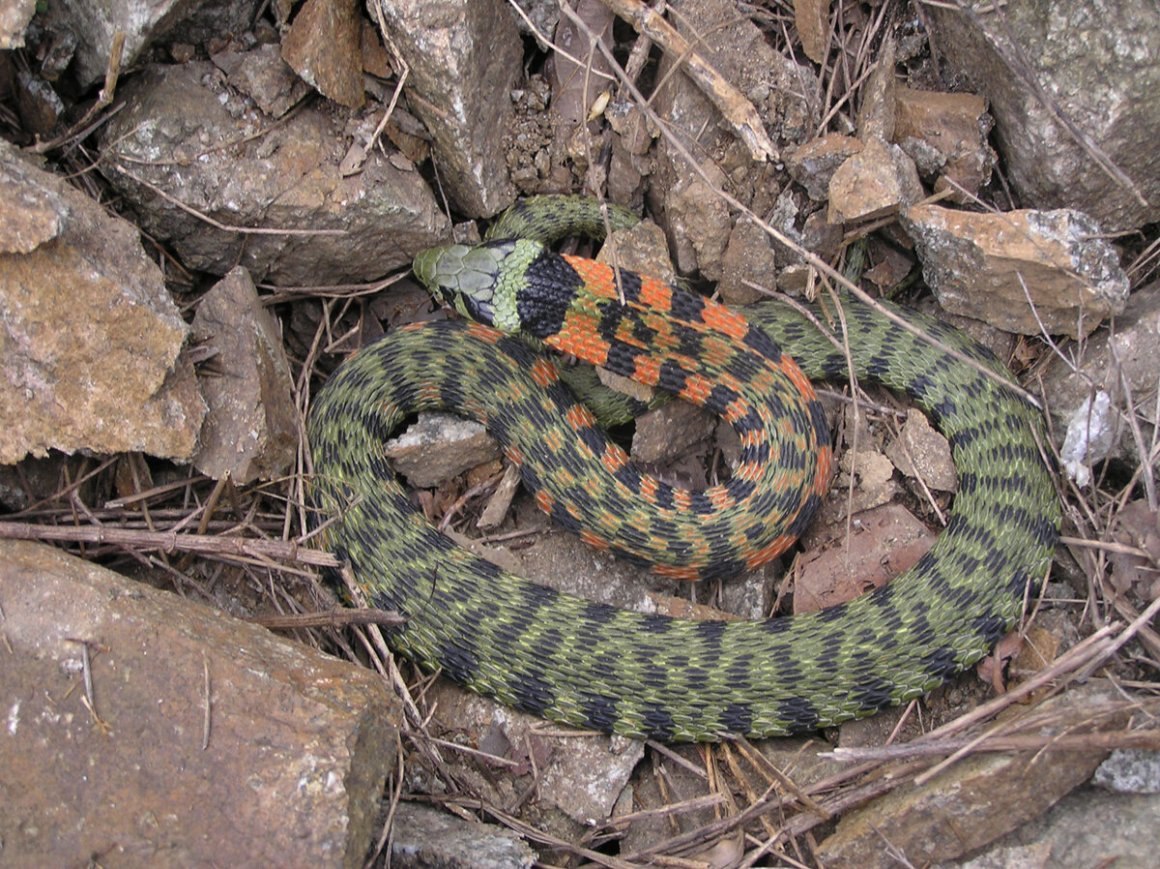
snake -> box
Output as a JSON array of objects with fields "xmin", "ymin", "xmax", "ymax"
[{"xmin": 307, "ymin": 195, "xmax": 1060, "ymax": 741}]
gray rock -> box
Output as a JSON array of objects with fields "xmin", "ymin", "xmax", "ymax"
[
  {"xmin": 99, "ymin": 62, "xmax": 449, "ymax": 285},
  {"xmin": 375, "ymin": 0, "xmax": 522, "ymax": 216},
  {"xmin": 924, "ymin": 0, "xmax": 1160, "ymax": 232}
]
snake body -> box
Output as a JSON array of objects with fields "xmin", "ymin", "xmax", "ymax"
[{"xmin": 308, "ymin": 196, "xmax": 1060, "ymax": 741}]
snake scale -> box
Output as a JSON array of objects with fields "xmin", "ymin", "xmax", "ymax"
[{"xmin": 308, "ymin": 196, "xmax": 1060, "ymax": 741}]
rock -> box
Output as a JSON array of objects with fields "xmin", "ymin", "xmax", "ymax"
[
  {"xmin": 785, "ymin": 133, "xmax": 865, "ymax": 201},
  {"xmin": 950, "ymin": 788, "xmax": 1160, "ymax": 869},
  {"xmin": 648, "ymin": 0, "xmax": 818, "ymax": 274},
  {"xmin": 1093, "ymin": 749, "xmax": 1160, "ymax": 794},
  {"xmin": 631, "ymin": 400, "xmax": 716, "ymax": 465},
  {"xmin": 0, "ymin": 140, "xmax": 205, "ymax": 464},
  {"xmin": 884, "ymin": 408, "xmax": 957, "ymax": 493},
  {"xmin": 0, "ymin": 540, "xmax": 399, "ymax": 866},
  {"xmin": 280, "ymin": 0, "xmax": 364, "ymax": 109},
  {"xmin": 893, "ymin": 87, "xmax": 992, "ymax": 202},
  {"xmin": 902, "ymin": 205, "xmax": 1130, "ymax": 338},
  {"xmin": 99, "ymin": 62, "xmax": 449, "ymax": 285},
  {"xmin": 816, "ymin": 684, "xmax": 1125, "ymax": 867},
  {"xmin": 0, "ymin": 0, "xmax": 35, "ymax": 48},
  {"xmin": 827, "ymin": 138, "xmax": 924, "ymax": 224},
  {"xmin": 1041, "ymin": 281, "xmax": 1160, "ymax": 482},
  {"xmin": 39, "ymin": 0, "xmax": 262, "ymax": 88},
  {"xmin": 210, "ymin": 42, "xmax": 310, "ymax": 118},
  {"xmin": 794, "ymin": 503, "xmax": 936, "ymax": 615},
  {"xmin": 191, "ymin": 267, "xmax": 298, "ymax": 483},
  {"xmin": 375, "ymin": 0, "xmax": 522, "ymax": 216},
  {"xmin": 718, "ymin": 215, "xmax": 779, "ymax": 305},
  {"xmin": 923, "ymin": 0, "xmax": 1160, "ymax": 232},
  {"xmin": 388, "ymin": 803, "xmax": 536, "ymax": 868},
  {"xmin": 384, "ymin": 413, "xmax": 502, "ymax": 488}
]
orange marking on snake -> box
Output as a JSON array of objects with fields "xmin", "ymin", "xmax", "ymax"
[
  {"xmin": 505, "ymin": 445, "xmax": 526, "ymax": 466},
  {"xmin": 678, "ymin": 373, "xmax": 714, "ymax": 405},
  {"xmin": 465, "ymin": 321, "xmax": 504, "ymax": 343},
  {"xmin": 601, "ymin": 444, "xmax": 629, "ymax": 473},
  {"xmin": 638, "ymin": 274, "xmax": 673, "ymax": 309},
  {"xmin": 654, "ymin": 564, "xmax": 701, "ymax": 581},
  {"xmin": 563, "ymin": 256, "xmax": 619, "ymax": 299},
  {"xmin": 529, "ymin": 357, "xmax": 559, "ymax": 387},
  {"xmin": 639, "ymin": 476, "xmax": 659, "ymax": 503},
  {"xmin": 535, "ymin": 489, "xmax": 555, "ymax": 515},
  {"xmin": 700, "ymin": 300, "xmax": 750, "ymax": 340},
  {"xmin": 579, "ymin": 529, "xmax": 610, "ymax": 550},
  {"xmin": 632, "ymin": 354, "xmax": 662, "ymax": 386},
  {"xmin": 564, "ymin": 403, "xmax": 597, "ymax": 433},
  {"xmin": 708, "ymin": 486, "xmax": 736, "ymax": 510},
  {"xmin": 744, "ymin": 534, "xmax": 796, "ymax": 569}
]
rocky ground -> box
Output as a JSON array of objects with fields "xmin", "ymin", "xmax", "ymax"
[{"xmin": 2, "ymin": 0, "xmax": 1159, "ymax": 866}]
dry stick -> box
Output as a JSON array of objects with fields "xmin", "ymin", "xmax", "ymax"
[
  {"xmin": 0, "ymin": 520, "xmax": 341, "ymax": 568},
  {"xmin": 818, "ymin": 725, "xmax": 1160, "ymax": 763},
  {"xmin": 595, "ymin": 0, "xmax": 777, "ymax": 162},
  {"xmin": 911, "ymin": 598, "xmax": 1160, "ymax": 786}
]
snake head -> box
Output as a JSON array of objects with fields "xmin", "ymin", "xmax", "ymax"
[{"xmin": 413, "ymin": 239, "xmax": 545, "ymax": 334}]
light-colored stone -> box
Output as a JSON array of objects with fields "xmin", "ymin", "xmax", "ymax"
[
  {"xmin": 785, "ymin": 133, "xmax": 865, "ymax": 201},
  {"xmin": 384, "ymin": 412, "xmax": 501, "ymax": 488},
  {"xmin": 1041, "ymin": 280, "xmax": 1160, "ymax": 480},
  {"xmin": 885, "ymin": 408, "xmax": 957, "ymax": 492},
  {"xmin": 0, "ymin": 0, "xmax": 36, "ymax": 49},
  {"xmin": 389, "ymin": 803, "xmax": 536, "ymax": 868},
  {"xmin": 828, "ymin": 139, "xmax": 924, "ymax": 224},
  {"xmin": 0, "ymin": 140, "xmax": 205, "ymax": 464},
  {"xmin": 902, "ymin": 205, "xmax": 1129, "ymax": 338},
  {"xmin": 46, "ymin": 0, "xmax": 262, "ymax": 88}
]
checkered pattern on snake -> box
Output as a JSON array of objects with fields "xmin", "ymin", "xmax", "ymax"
[{"xmin": 307, "ymin": 196, "xmax": 1060, "ymax": 741}]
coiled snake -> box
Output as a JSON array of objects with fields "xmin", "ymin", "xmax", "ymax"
[{"xmin": 308, "ymin": 196, "xmax": 1060, "ymax": 741}]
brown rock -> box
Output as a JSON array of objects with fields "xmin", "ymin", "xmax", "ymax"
[
  {"xmin": 816, "ymin": 684, "xmax": 1125, "ymax": 867},
  {"xmin": 794, "ymin": 503, "xmax": 936, "ymax": 615},
  {"xmin": 281, "ymin": 0, "xmax": 365, "ymax": 109},
  {"xmin": 827, "ymin": 139, "xmax": 924, "ymax": 224},
  {"xmin": 211, "ymin": 42, "xmax": 310, "ymax": 118},
  {"xmin": 893, "ymin": 87, "xmax": 992, "ymax": 201},
  {"xmin": 902, "ymin": 204, "xmax": 1130, "ymax": 338},
  {"xmin": 99, "ymin": 62, "xmax": 449, "ymax": 285},
  {"xmin": 0, "ymin": 140, "xmax": 205, "ymax": 464},
  {"xmin": 0, "ymin": 540, "xmax": 399, "ymax": 866},
  {"xmin": 191, "ymin": 267, "xmax": 298, "ymax": 483}
]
